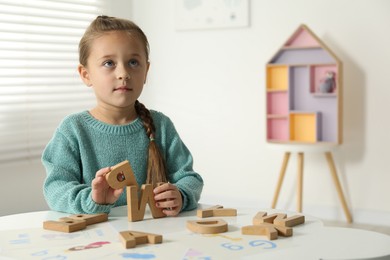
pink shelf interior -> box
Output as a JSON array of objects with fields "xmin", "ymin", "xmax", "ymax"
[
  {"xmin": 267, "ymin": 118, "xmax": 289, "ymax": 141},
  {"xmin": 285, "ymin": 27, "xmax": 320, "ymax": 48},
  {"xmin": 267, "ymin": 92, "xmax": 288, "ymax": 115},
  {"xmin": 310, "ymin": 65, "xmax": 338, "ymax": 93}
]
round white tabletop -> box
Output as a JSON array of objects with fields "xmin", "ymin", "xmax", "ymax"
[{"xmin": 0, "ymin": 205, "xmax": 389, "ymax": 259}]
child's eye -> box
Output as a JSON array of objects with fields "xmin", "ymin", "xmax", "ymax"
[
  {"xmin": 103, "ymin": 60, "xmax": 115, "ymax": 68},
  {"xmin": 128, "ymin": 59, "xmax": 139, "ymax": 67}
]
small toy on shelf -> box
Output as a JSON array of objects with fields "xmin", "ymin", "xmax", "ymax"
[{"xmin": 319, "ymin": 71, "xmax": 336, "ymax": 93}]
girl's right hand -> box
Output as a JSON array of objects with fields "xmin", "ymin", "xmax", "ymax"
[{"xmin": 91, "ymin": 167, "xmax": 123, "ymax": 205}]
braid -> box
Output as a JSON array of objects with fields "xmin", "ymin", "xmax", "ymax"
[
  {"xmin": 135, "ymin": 100, "xmax": 168, "ymax": 185},
  {"xmin": 135, "ymin": 100, "xmax": 155, "ymax": 138}
]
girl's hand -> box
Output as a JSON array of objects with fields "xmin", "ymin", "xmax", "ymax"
[
  {"xmin": 153, "ymin": 183, "xmax": 183, "ymax": 216},
  {"xmin": 92, "ymin": 167, "xmax": 123, "ymax": 205}
]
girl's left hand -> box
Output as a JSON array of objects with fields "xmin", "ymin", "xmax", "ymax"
[{"xmin": 153, "ymin": 183, "xmax": 183, "ymax": 216}]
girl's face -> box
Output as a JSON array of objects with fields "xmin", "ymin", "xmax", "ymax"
[{"xmin": 78, "ymin": 31, "xmax": 149, "ymax": 111}]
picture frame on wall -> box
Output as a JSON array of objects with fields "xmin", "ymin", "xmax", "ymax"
[{"xmin": 175, "ymin": 0, "xmax": 249, "ymax": 31}]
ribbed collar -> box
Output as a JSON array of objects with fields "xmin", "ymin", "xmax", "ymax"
[{"xmin": 80, "ymin": 110, "xmax": 144, "ymax": 135}]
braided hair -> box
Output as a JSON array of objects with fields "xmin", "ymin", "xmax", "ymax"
[{"xmin": 135, "ymin": 100, "xmax": 168, "ymax": 185}]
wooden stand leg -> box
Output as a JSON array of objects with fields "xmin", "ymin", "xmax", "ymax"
[
  {"xmin": 325, "ymin": 152, "xmax": 353, "ymax": 223},
  {"xmin": 271, "ymin": 152, "xmax": 291, "ymax": 209},
  {"xmin": 297, "ymin": 152, "xmax": 304, "ymax": 213}
]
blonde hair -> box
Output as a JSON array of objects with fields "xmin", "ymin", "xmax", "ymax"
[
  {"xmin": 79, "ymin": 16, "xmax": 167, "ymax": 185},
  {"xmin": 79, "ymin": 15, "xmax": 149, "ymax": 66}
]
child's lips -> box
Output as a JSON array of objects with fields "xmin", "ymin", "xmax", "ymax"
[{"xmin": 114, "ymin": 86, "xmax": 132, "ymax": 92}]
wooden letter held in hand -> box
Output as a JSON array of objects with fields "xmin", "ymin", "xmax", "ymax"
[
  {"xmin": 105, "ymin": 160, "xmax": 138, "ymax": 189},
  {"xmin": 241, "ymin": 211, "xmax": 305, "ymax": 240},
  {"xmin": 126, "ymin": 184, "xmax": 165, "ymax": 222},
  {"xmin": 106, "ymin": 160, "xmax": 166, "ymax": 222}
]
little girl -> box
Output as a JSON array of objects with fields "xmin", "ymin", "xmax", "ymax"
[{"xmin": 42, "ymin": 16, "xmax": 203, "ymax": 216}]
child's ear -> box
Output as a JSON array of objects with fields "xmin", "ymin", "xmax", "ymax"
[
  {"xmin": 144, "ymin": 62, "xmax": 150, "ymax": 83},
  {"xmin": 78, "ymin": 64, "xmax": 91, "ymax": 86}
]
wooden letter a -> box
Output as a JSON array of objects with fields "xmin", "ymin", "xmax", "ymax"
[{"xmin": 119, "ymin": 231, "xmax": 162, "ymax": 249}]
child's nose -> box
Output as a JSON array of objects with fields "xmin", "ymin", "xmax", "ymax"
[
  {"xmin": 118, "ymin": 73, "xmax": 130, "ymax": 81},
  {"xmin": 117, "ymin": 66, "xmax": 131, "ymax": 81}
]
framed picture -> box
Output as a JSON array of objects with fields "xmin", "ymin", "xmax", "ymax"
[{"xmin": 175, "ymin": 0, "xmax": 249, "ymax": 31}]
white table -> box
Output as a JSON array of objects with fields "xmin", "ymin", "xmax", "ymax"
[{"xmin": 0, "ymin": 205, "xmax": 389, "ymax": 259}]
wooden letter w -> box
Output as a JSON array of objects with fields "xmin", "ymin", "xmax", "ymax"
[{"xmin": 126, "ymin": 184, "xmax": 165, "ymax": 222}]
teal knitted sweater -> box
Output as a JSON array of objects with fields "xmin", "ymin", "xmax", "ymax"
[{"xmin": 42, "ymin": 110, "xmax": 203, "ymax": 214}]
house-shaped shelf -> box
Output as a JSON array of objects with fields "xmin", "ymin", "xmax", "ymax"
[{"xmin": 266, "ymin": 24, "xmax": 342, "ymax": 144}]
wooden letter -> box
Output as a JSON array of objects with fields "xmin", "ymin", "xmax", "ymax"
[
  {"xmin": 197, "ymin": 205, "xmax": 237, "ymax": 218},
  {"xmin": 187, "ymin": 219, "xmax": 228, "ymax": 234},
  {"xmin": 253, "ymin": 212, "xmax": 287, "ymax": 225},
  {"xmin": 273, "ymin": 215, "xmax": 305, "ymax": 227},
  {"xmin": 119, "ymin": 231, "xmax": 163, "ymax": 249},
  {"xmin": 242, "ymin": 211, "xmax": 304, "ymax": 240},
  {"xmin": 252, "ymin": 211, "xmax": 268, "ymax": 225},
  {"xmin": 43, "ymin": 218, "xmax": 86, "ymax": 233},
  {"xmin": 106, "ymin": 160, "xmax": 138, "ymax": 189},
  {"xmin": 241, "ymin": 224, "xmax": 278, "ymax": 240},
  {"xmin": 66, "ymin": 213, "xmax": 108, "ymax": 226},
  {"xmin": 126, "ymin": 184, "xmax": 165, "ymax": 222}
]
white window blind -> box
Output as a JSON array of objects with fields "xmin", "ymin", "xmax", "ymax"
[{"xmin": 0, "ymin": 0, "xmax": 106, "ymax": 165}]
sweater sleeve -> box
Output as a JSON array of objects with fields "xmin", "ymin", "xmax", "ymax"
[
  {"xmin": 157, "ymin": 114, "xmax": 204, "ymax": 211},
  {"xmin": 42, "ymin": 129, "xmax": 113, "ymax": 214}
]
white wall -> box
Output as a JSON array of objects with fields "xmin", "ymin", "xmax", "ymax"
[
  {"xmin": 1, "ymin": 161, "xmax": 48, "ymax": 216},
  {"xmin": 127, "ymin": 0, "xmax": 390, "ymax": 224},
  {"xmin": 2, "ymin": 0, "xmax": 389, "ymax": 225}
]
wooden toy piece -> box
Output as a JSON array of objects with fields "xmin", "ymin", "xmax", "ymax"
[
  {"xmin": 253, "ymin": 212, "xmax": 287, "ymax": 225},
  {"xmin": 273, "ymin": 215, "xmax": 305, "ymax": 227},
  {"xmin": 126, "ymin": 184, "xmax": 165, "ymax": 222},
  {"xmin": 43, "ymin": 217, "xmax": 86, "ymax": 233},
  {"xmin": 242, "ymin": 223, "xmax": 292, "ymax": 240},
  {"xmin": 105, "ymin": 160, "xmax": 138, "ymax": 190},
  {"xmin": 119, "ymin": 231, "xmax": 162, "ymax": 249},
  {"xmin": 242, "ymin": 211, "xmax": 304, "ymax": 240},
  {"xmin": 66, "ymin": 213, "xmax": 108, "ymax": 226},
  {"xmin": 241, "ymin": 224, "xmax": 278, "ymax": 240},
  {"xmin": 187, "ymin": 219, "xmax": 228, "ymax": 234},
  {"xmin": 252, "ymin": 212, "xmax": 304, "ymax": 227},
  {"xmin": 273, "ymin": 224, "xmax": 293, "ymax": 237},
  {"xmin": 197, "ymin": 205, "xmax": 237, "ymax": 218},
  {"xmin": 196, "ymin": 205, "xmax": 220, "ymax": 218}
]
